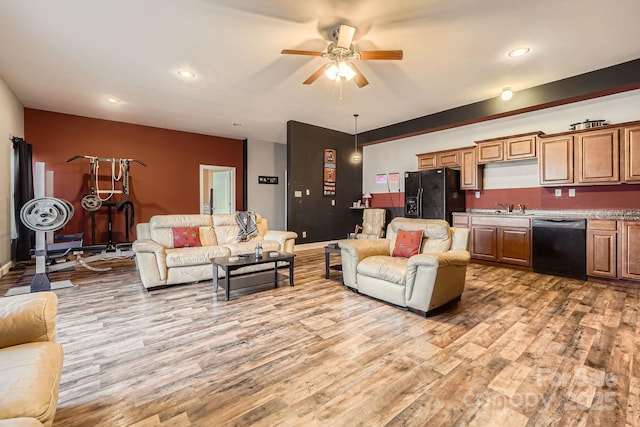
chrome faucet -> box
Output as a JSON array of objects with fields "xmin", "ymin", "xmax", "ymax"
[{"xmin": 496, "ymin": 202, "xmax": 512, "ymax": 213}]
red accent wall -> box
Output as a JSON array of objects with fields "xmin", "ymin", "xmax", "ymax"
[
  {"xmin": 463, "ymin": 186, "xmax": 640, "ymax": 210},
  {"xmin": 25, "ymin": 109, "xmax": 244, "ymax": 243},
  {"xmin": 371, "ymin": 186, "xmax": 640, "ymax": 210}
]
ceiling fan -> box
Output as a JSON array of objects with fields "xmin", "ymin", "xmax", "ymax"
[{"xmin": 281, "ymin": 24, "xmax": 403, "ymax": 88}]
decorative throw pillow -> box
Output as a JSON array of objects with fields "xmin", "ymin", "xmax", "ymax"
[
  {"xmin": 171, "ymin": 227, "xmax": 202, "ymax": 248},
  {"xmin": 392, "ymin": 229, "xmax": 424, "ymax": 258}
]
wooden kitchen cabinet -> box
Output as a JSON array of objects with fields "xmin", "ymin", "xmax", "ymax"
[
  {"xmin": 452, "ymin": 213, "xmax": 470, "ymax": 228},
  {"xmin": 575, "ymin": 127, "xmax": 619, "ymax": 183},
  {"xmin": 539, "ymin": 126, "xmax": 621, "ymax": 186},
  {"xmin": 499, "ymin": 227, "xmax": 531, "ymax": 265},
  {"xmin": 470, "ymin": 215, "xmax": 531, "ymax": 266},
  {"xmin": 620, "ymin": 221, "xmax": 640, "ymax": 280},
  {"xmin": 477, "ymin": 141, "xmax": 503, "ymax": 163},
  {"xmin": 417, "ymin": 153, "xmax": 437, "ymax": 169},
  {"xmin": 417, "ymin": 149, "xmax": 460, "ymax": 170},
  {"xmin": 539, "ymin": 135, "xmax": 574, "ymax": 185},
  {"xmin": 587, "ymin": 220, "xmax": 618, "ymax": 278},
  {"xmin": 505, "ymin": 134, "xmax": 538, "ymax": 160},
  {"xmin": 477, "ymin": 132, "xmax": 540, "ymax": 164},
  {"xmin": 416, "ymin": 147, "xmax": 480, "ymax": 188},
  {"xmin": 460, "ymin": 148, "xmax": 482, "ymax": 189},
  {"xmin": 623, "ymin": 124, "xmax": 640, "ymax": 182},
  {"xmin": 438, "ymin": 151, "xmax": 460, "ymax": 168}
]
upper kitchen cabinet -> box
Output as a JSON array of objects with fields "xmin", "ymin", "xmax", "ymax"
[
  {"xmin": 460, "ymin": 148, "xmax": 483, "ymax": 189},
  {"xmin": 416, "ymin": 149, "xmax": 460, "ymax": 170},
  {"xmin": 539, "ymin": 135, "xmax": 574, "ymax": 185},
  {"xmin": 623, "ymin": 124, "xmax": 640, "ymax": 183},
  {"xmin": 476, "ymin": 132, "xmax": 541, "ymax": 164},
  {"xmin": 539, "ymin": 124, "xmax": 623, "ymax": 186},
  {"xmin": 575, "ymin": 127, "xmax": 619, "ymax": 184}
]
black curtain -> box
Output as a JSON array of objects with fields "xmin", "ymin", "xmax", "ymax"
[{"xmin": 11, "ymin": 137, "xmax": 34, "ymax": 262}]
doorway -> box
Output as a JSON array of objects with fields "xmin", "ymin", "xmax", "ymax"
[{"xmin": 199, "ymin": 165, "xmax": 236, "ymax": 214}]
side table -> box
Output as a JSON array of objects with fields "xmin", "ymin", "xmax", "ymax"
[{"xmin": 324, "ymin": 243, "xmax": 342, "ymax": 279}]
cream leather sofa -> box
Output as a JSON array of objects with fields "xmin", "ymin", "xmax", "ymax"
[
  {"xmin": 0, "ymin": 292, "xmax": 63, "ymax": 427},
  {"xmin": 133, "ymin": 213, "xmax": 297, "ymax": 289},
  {"xmin": 338, "ymin": 217, "xmax": 470, "ymax": 316}
]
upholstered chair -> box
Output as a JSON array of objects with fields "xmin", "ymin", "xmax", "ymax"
[
  {"xmin": 339, "ymin": 217, "xmax": 470, "ymax": 316},
  {"xmin": 355, "ymin": 208, "xmax": 386, "ymax": 239}
]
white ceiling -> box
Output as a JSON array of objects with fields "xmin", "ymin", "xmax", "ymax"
[{"xmin": 1, "ymin": 0, "xmax": 639, "ymax": 144}]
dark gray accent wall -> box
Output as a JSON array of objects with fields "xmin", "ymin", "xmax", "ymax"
[
  {"xmin": 287, "ymin": 120, "xmax": 362, "ymax": 243},
  {"xmin": 360, "ymin": 58, "xmax": 640, "ymax": 144}
]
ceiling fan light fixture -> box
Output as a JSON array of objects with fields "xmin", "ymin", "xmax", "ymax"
[
  {"xmin": 338, "ymin": 62, "xmax": 356, "ymax": 81},
  {"xmin": 324, "ymin": 63, "xmax": 340, "ymax": 81},
  {"xmin": 325, "ymin": 61, "xmax": 356, "ymax": 82}
]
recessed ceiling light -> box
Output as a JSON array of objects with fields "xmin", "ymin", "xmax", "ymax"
[
  {"xmin": 508, "ymin": 47, "xmax": 530, "ymax": 58},
  {"xmin": 501, "ymin": 88, "xmax": 513, "ymax": 101},
  {"xmin": 106, "ymin": 96, "xmax": 121, "ymax": 104},
  {"xmin": 177, "ymin": 69, "xmax": 196, "ymax": 79}
]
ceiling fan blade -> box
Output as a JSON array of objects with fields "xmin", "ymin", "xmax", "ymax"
[
  {"xmin": 349, "ymin": 63, "xmax": 369, "ymax": 88},
  {"xmin": 359, "ymin": 50, "xmax": 404, "ymax": 60},
  {"xmin": 303, "ymin": 65, "xmax": 329, "ymax": 85},
  {"xmin": 281, "ymin": 49, "xmax": 323, "ymax": 56},
  {"xmin": 336, "ymin": 24, "xmax": 356, "ymax": 49}
]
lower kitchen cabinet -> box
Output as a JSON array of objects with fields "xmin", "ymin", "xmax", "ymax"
[
  {"xmin": 587, "ymin": 220, "xmax": 640, "ymax": 281},
  {"xmin": 620, "ymin": 221, "xmax": 640, "ymax": 280},
  {"xmin": 469, "ymin": 216, "xmax": 531, "ymax": 266},
  {"xmin": 499, "ymin": 228, "xmax": 531, "ymax": 265},
  {"xmin": 586, "ymin": 220, "xmax": 617, "ymax": 278}
]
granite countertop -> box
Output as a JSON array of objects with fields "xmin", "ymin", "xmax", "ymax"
[{"xmin": 457, "ymin": 209, "xmax": 640, "ymax": 221}]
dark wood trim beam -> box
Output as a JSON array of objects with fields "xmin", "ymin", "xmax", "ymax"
[{"xmin": 359, "ymin": 58, "xmax": 640, "ymax": 146}]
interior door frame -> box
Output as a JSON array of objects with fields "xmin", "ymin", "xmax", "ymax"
[{"xmin": 199, "ymin": 165, "xmax": 236, "ymax": 214}]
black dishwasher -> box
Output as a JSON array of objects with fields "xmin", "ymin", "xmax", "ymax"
[{"xmin": 532, "ymin": 218, "xmax": 586, "ymax": 280}]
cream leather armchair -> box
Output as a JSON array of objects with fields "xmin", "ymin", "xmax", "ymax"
[
  {"xmin": 339, "ymin": 217, "xmax": 470, "ymax": 316},
  {"xmin": 0, "ymin": 292, "xmax": 63, "ymax": 427}
]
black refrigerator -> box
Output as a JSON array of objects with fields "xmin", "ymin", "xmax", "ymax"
[{"xmin": 404, "ymin": 168, "xmax": 465, "ymax": 225}]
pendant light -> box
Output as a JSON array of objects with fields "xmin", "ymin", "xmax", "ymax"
[{"xmin": 352, "ymin": 114, "xmax": 361, "ymax": 162}]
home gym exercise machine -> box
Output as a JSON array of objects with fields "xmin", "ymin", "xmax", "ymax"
[
  {"xmin": 19, "ymin": 162, "xmax": 76, "ymax": 292},
  {"xmin": 67, "ymin": 154, "xmax": 146, "ymax": 247},
  {"xmin": 18, "ymin": 162, "xmax": 141, "ymax": 293}
]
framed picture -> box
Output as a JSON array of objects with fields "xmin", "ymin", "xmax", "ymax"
[{"xmin": 323, "ymin": 148, "xmax": 336, "ymax": 196}]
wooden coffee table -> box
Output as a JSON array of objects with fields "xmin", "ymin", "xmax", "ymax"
[{"xmin": 211, "ymin": 251, "xmax": 295, "ymax": 301}]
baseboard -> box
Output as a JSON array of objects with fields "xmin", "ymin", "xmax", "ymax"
[{"xmin": 0, "ymin": 261, "xmax": 13, "ymax": 278}]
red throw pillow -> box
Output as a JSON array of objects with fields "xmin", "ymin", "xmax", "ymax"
[
  {"xmin": 172, "ymin": 227, "xmax": 202, "ymax": 248},
  {"xmin": 392, "ymin": 229, "xmax": 424, "ymax": 258}
]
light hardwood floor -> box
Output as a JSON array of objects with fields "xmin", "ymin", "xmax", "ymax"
[{"xmin": 2, "ymin": 249, "xmax": 639, "ymax": 426}]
